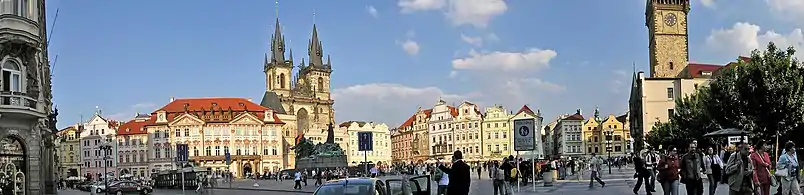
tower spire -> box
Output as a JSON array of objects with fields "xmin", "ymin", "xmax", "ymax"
[
  {"xmin": 308, "ymin": 24, "xmax": 324, "ymax": 68},
  {"xmin": 276, "ymin": 0, "xmax": 279, "ymax": 19}
]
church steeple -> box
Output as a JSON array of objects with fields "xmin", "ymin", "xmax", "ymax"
[
  {"xmin": 271, "ymin": 18, "xmax": 286, "ymax": 63},
  {"xmin": 308, "ymin": 24, "xmax": 326, "ymax": 69}
]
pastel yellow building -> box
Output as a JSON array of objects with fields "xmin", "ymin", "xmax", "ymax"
[
  {"xmin": 56, "ymin": 125, "xmax": 82, "ymax": 179},
  {"xmin": 340, "ymin": 121, "xmax": 392, "ymax": 166},
  {"xmin": 452, "ymin": 101, "xmax": 483, "ymax": 161},
  {"xmin": 582, "ymin": 112, "xmax": 602, "ymax": 155},
  {"xmin": 481, "ymin": 105, "xmax": 511, "ymax": 160}
]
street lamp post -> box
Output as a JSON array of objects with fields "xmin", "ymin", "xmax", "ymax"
[
  {"xmin": 100, "ymin": 139, "xmax": 113, "ymax": 194},
  {"xmin": 605, "ymin": 130, "xmax": 613, "ymax": 174}
]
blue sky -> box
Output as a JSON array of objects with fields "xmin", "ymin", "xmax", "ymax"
[{"xmin": 48, "ymin": 0, "xmax": 804, "ymax": 128}]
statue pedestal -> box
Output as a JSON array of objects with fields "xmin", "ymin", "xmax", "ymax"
[{"xmin": 295, "ymin": 156, "xmax": 347, "ymax": 170}]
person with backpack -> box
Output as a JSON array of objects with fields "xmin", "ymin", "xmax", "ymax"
[
  {"xmin": 491, "ymin": 161, "xmax": 506, "ymax": 195},
  {"xmin": 589, "ymin": 153, "xmax": 607, "ymax": 188},
  {"xmin": 500, "ymin": 156, "xmax": 515, "ymax": 195}
]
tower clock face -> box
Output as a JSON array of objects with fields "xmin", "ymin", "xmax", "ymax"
[{"xmin": 664, "ymin": 13, "xmax": 677, "ymax": 26}]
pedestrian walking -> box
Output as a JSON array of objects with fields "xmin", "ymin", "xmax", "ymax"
[
  {"xmin": 437, "ymin": 150, "xmax": 471, "ymax": 195},
  {"xmin": 751, "ymin": 142, "xmax": 773, "ymax": 195},
  {"xmin": 588, "ymin": 153, "xmax": 606, "ymax": 188},
  {"xmin": 633, "ymin": 153, "xmax": 653, "ymax": 195},
  {"xmin": 657, "ymin": 146, "xmax": 680, "ymax": 195},
  {"xmin": 726, "ymin": 142, "xmax": 756, "ymax": 195},
  {"xmin": 704, "ymin": 147, "xmax": 724, "ymax": 195},
  {"xmin": 680, "ymin": 142, "xmax": 704, "ymax": 195},
  {"xmin": 775, "ymin": 141, "xmax": 800, "ymax": 195},
  {"xmin": 293, "ymin": 171, "xmax": 302, "ymax": 189}
]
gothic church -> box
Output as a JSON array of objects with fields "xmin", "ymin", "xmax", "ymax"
[{"xmin": 259, "ymin": 18, "xmax": 338, "ymax": 168}]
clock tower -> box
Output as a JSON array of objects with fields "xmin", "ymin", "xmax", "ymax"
[{"xmin": 646, "ymin": 0, "xmax": 690, "ymax": 78}]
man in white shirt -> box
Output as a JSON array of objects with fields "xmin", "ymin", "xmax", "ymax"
[
  {"xmin": 642, "ymin": 147, "xmax": 658, "ymax": 192},
  {"xmin": 293, "ymin": 171, "xmax": 302, "ymax": 189}
]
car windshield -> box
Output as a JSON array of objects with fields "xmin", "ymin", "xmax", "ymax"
[{"xmin": 314, "ymin": 184, "xmax": 374, "ymax": 195}]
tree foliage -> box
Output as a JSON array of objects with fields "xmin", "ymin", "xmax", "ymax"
[{"xmin": 666, "ymin": 42, "xmax": 804, "ymax": 145}]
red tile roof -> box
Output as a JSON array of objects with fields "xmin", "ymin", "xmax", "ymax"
[
  {"xmin": 448, "ymin": 106, "xmax": 458, "ymax": 117},
  {"xmin": 148, "ymin": 97, "xmax": 283, "ymax": 125},
  {"xmin": 117, "ymin": 119, "xmax": 148, "ymax": 135},
  {"xmin": 686, "ymin": 63, "xmax": 723, "ymax": 78},
  {"xmin": 563, "ymin": 113, "xmax": 584, "ymax": 120},
  {"xmin": 398, "ymin": 109, "xmax": 433, "ymax": 129},
  {"xmin": 516, "ymin": 105, "xmax": 535, "ymax": 115}
]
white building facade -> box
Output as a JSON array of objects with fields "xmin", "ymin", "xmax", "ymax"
[
  {"xmin": 428, "ymin": 99, "xmax": 456, "ymax": 160},
  {"xmin": 453, "ymin": 101, "xmax": 484, "ymax": 161},
  {"xmin": 342, "ymin": 121, "xmax": 392, "ymax": 166},
  {"xmin": 116, "ymin": 114, "xmax": 151, "ymax": 178},
  {"xmin": 78, "ymin": 111, "xmax": 120, "ymax": 179},
  {"xmin": 556, "ymin": 111, "xmax": 584, "ymax": 157}
]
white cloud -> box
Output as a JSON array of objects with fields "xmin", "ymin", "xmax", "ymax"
[
  {"xmin": 446, "ymin": 0, "xmax": 508, "ymax": 28},
  {"xmin": 460, "ymin": 34, "xmax": 483, "ymax": 47},
  {"xmin": 332, "ymin": 83, "xmax": 477, "ymax": 126},
  {"xmin": 106, "ymin": 102, "xmax": 156, "ymax": 121},
  {"xmin": 398, "ymin": 0, "xmax": 507, "ymax": 28},
  {"xmin": 451, "ymin": 49, "xmax": 558, "ymax": 71},
  {"xmin": 397, "ymin": 39, "xmax": 421, "ymax": 56},
  {"xmin": 367, "ymin": 5, "xmax": 379, "ymax": 18},
  {"xmin": 767, "ymin": 0, "xmax": 804, "ymax": 23},
  {"xmin": 700, "ymin": 0, "xmax": 716, "ymax": 8},
  {"xmin": 398, "ymin": 0, "xmax": 446, "ymax": 12},
  {"xmin": 705, "ymin": 22, "xmax": 804, "ymax": 59}
]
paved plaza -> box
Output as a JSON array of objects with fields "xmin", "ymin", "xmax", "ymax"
[{"xmin": 61, "ymin": 167, "xmax": 778, "ymax": 195}]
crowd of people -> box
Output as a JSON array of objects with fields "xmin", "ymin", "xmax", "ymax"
[{"xmin": 632, "ymin": 140, "xmax": 802, "ymax": 195}]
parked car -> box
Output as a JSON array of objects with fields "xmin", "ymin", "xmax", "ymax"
[
  {"xmin": 312, "ymin": 176, "xmax": 430, "ymax": 195},
  {"xmin": 104, "ymin": 181, "xmax": 152, "ymax": 195},
  {"xmin": 91, "ymin": 181, "xmax": 115, "ymax": 193}
]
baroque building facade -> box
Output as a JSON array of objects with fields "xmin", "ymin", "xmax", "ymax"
[
  {"xmin": 0, "ymin": 0, "xmax": 58, "ymax": 193},
  {"xmin": 78, "ymin": 112, "xmax": 120, "ymax": 180},
  {"xmin": 340, "ymin": 121, "xmax": 391, "ymax": 166},
  {"xmin": 398, "ymin": 108, "xmax": 432, "ymax": 163},
  {"xmin": 452, "ymin": 101, "xmax": 483, "ymax": 161},
  {"xmin": 115, "ymin": 114, "xmax": 150, "ymax": 178},
  {"xmin": 555, "ymin": 111, "xmax": 584, "ymax": 157},
  {"xmin": 481, "ymin": 105, "xmax": 511, "ymax": 160},
  {"xmin": 427, "ymin": 99, "xmax": 456, "ymax": 160},
  {"xmin": 56, "ymin": 125, "xmax": 81, "ymax": 179},
  {"xmin": 145, "ymin": 98, "xmax": 285, "ymax": 178},
  {"xmin": 259, "ymin": 18, "xmax": 336, "ymax": 169},
  {"xmin": 582, "ymin": 109, "xmax": 633, "ymax": 156}
]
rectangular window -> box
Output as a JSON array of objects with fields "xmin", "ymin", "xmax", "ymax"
[
  {"xmin": 666, "ymin": 87, "xmax": 674, "ymax": 99},
  {"xmin": 668, "ymin": 109, "xmax": 675, "ymax": 118}
]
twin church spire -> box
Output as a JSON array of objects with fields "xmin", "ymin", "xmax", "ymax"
[{"xmin": 265, "ymin": 14, "xmax": 331, "ymax": 72}]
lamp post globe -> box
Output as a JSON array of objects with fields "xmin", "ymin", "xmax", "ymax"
[{"xmin": 100, "ymin": 138, "xmax": 113, "ymax": 194}]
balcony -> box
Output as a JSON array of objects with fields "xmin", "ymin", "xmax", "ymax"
[
  {"xmin": 0, "ymin": 14, "xmax": 41, "ymax": 45},
  {"xmin": 0, "ymin": 91, "xmax": 43, "ymax": 118}
]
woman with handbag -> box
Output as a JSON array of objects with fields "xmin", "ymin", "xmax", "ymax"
[
  {"xmin": 775, "ymin": 141, "xmax": 801, "ymax": 195},
  {"xmin": 751, "ymin": 142, "xmax": 774, "ymax": 195},
  {"xmin": 657, "ymin": 146, "xmax": 681, "ymax": 195},
  {"xmin": 704, "ymin": 147, "xmax": 724, "ymax": 195}
]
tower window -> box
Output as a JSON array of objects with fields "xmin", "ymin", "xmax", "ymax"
[
  {"xmin": 279, "ymin": 73, "xmax": 286, "ymax": 89},
  {"xmin": 669, "ymin": 62, "xmax": 674, "ymax": 70},
  {"xmin": 317, "ymin": 77, "xmax": 324, "ymax": 92}
]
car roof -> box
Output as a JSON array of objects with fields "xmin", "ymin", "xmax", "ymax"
[{"xmin": 323, "ymin": 177, "xmax": 379, "ymax": 186}]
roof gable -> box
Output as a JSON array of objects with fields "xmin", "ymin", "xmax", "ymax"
[
  {"xmin": 230, "ymin": 112, "xmax": 263, "ymax": 125},
  {"xmin": 168, "ymin": 113, "xmax": 205, "ymax": 126}
]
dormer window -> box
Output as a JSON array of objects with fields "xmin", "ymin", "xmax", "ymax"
[
  {"xmin": 701, "ymin": 71, "xmax": 712, "ymax": 76},
  {"xmin": 126, "ymin": 128, "xmax": 130, "ymax": 132},
  {"xmin": 211, "ymin": 103, "xmax": 218, "ymax": 107}
]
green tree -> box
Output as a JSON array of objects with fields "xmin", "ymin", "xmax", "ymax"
[
  {"xmin": 669, "ymin": 43, "xmax": 804, "ymax": 144},
  {"xmin": 645, "ymin": 121, "xmax": 682, "ymax": 150},
  {"xmin": 671, "ymin": 86, "xmax": 717, "ymax": 145}
]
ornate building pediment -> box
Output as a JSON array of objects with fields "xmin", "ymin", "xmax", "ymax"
[
  {"xmin": 168, "ymin": 114, "xmax": 204, "ymax": 126},
  {"xmin": 230, "ymin": 112, "xmax": 263, "ymax": 125}
]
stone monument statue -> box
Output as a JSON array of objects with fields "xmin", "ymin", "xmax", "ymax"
[{"xmin": 325, "ymin": 123, "xmax": 335, "ymax": 144}]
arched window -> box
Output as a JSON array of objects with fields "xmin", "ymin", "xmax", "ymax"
[
  {"xmin": 205, "ymin": 146, "xmax": 211, "ymax": 156},
  {"xmin": 279, "ymin": 73, "xmax": 286, "ymax": 89},
  {"xmin": 193, "ymin": 147, "xmax": 198, "ymax": 156},
  {"xmin": 317, "ymin": 77, "xmax": 324, "ymax": 92},
  {"xmin": 2, "ymin": 60, "xmax": 22, "ymax": 92}
]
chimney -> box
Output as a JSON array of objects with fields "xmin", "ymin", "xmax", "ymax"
[{"xmin": 170, "ymin": 96, "xmax": 176, "ymax": 102}]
